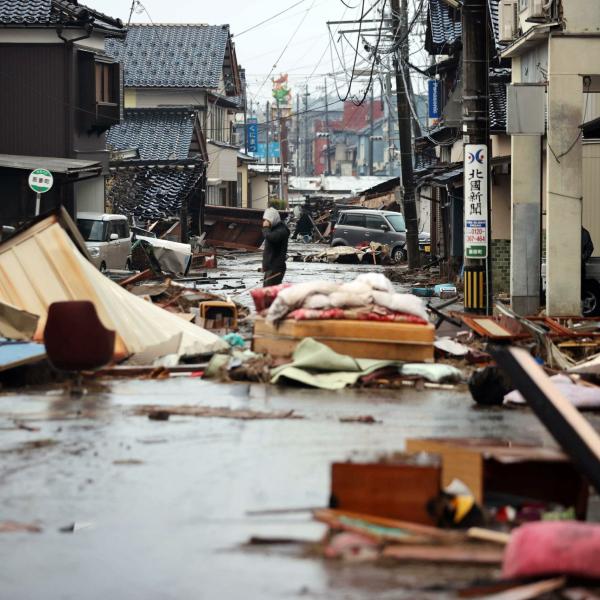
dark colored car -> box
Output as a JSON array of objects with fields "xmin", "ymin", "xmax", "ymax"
[{"xmin": 331, "ymin": 209, "xmax": 408, "ymax": 262}]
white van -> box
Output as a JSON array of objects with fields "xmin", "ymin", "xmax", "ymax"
[{"xmin": 76, "ymin": 212, "xmax": 132, "ymax": 272}]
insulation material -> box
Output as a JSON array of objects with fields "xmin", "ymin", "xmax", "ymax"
[{"xmin": 0, "ymin": 214, "xmax": 226, "ymax": 360}]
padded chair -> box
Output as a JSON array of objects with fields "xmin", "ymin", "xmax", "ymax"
[{"xmin": 44, "ymin": 301, "xmax": 115, "ymax": 392}]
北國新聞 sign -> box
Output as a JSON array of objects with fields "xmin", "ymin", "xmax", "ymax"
[{"xmin": 464, "ymin": 144, "xmax": 488, "ymax": 259}]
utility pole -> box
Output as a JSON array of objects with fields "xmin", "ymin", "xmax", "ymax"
[
  {"xmin": 391, "ymin": 0, "xmax": 420, "ymax": 268},
  {"xmin": 369, "ymin": 83, "xmax": 375, "ymax": 176},
  {"xmin": 462, "ymin": 0, "xmax": 492, "ymax": 314},
  {"xmin": 280, "ymin": 106, "xmax": 289, "ymax": 207},
  {"xmin": 303, "ymin": 85, "xmax": 310, "ymax": 176},
  {"xmin": 277, "ymin": 100, "xmax": 285, "ymax": 203},
  {"xmin": 386, "ymin": 72, "xmax": 395, "ymax": 176},
  {"xmin": 295, "ymin": 93, "xmax": 300, "ymax": 176},
  {"xmin": 324, "ymin": 77, "xmax": 332, "ymax": 176},
  {"xmin": 266, "ymin": 101, "xmax": 270, "ymax": 202}
]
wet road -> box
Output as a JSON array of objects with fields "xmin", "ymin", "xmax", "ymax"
[
  {"xmin": 1, "ymin": 253, "xmax": 599, "ymax": 599},
  {"xmin": 2, "ymin": 377, "xmax": 598, "ymax": 599}
]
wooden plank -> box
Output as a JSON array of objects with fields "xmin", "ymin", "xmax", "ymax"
[
  {"xmin": 468, "ymin": 577, "xmax": 566, "ymax": 600},
  {"xmin": 253, "ymin": 318, "xmax": 435, "ymax": 361},
  {"xmin": 314, "ymin": 509, "xmax": 463, "ymax": 544},
  {"xmin": 492, "ymin": 346, "xmax": 600, "ymax": 495},
  {"xmin": 255, "ymin": 317, "xmax": 435, "ymax": 342},
  {"xmin": 253, "ymin": 335, "xmax": 434, "ymax": 361},
  {"xmin": 382, "ymin": 544, "xmax": 504, "ymax": 564}
]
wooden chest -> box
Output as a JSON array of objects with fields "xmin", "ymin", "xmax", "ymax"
[
  {"xmin": 330, "ymin": 460, "xmax": 441, "ymax": 525},
  {"xmin": 253, "ymin": 317, "xmax": 435, "ymax": 361}
]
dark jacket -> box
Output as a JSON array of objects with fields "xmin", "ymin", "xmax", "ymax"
[
  {"xmin": 262, "ymin": 222, "xmax": 290, "ymax": 272},
  {"xmin": 582, "ymin": 227, "xmax": 594, "ymax": 263}
]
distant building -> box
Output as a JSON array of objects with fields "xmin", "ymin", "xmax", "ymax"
[
  {"xmin": 0, "ymin": 0, "xmax": 125, "ymax": 223},
  {"xmin": 105, "ymin": 23, "xmax": 244, "ymax": 236}
]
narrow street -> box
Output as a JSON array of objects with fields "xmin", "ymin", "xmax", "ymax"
[
  {"xmin": 2, "ymin": 0, "xmax": 600, "ymax": 598},
  {"xmin": 0, "ymin": 359, "xmax": 579, "ymax": 599},
  {"xmin": 0, "ymin": 253, "xmax": 598, "ymax": 598}
]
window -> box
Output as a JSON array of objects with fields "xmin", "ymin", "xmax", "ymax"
[
  {"xmin": 344, "ymin": 213, "xmax": 364, "ymax": 227},
  {"xmin": 366, "ymin": 215, "xmax": 386, "ymax": 230},
  {"xmin": 77, "ymin": 219, "xmax": 106, "ymax": 242},
  {"xmin": 386, "ymin": 214, "xmax": 406, "ymax": 232},
  {"xmin": 115, "ymin": 221, "xmax": 129, "ymax": 239},
  {"xmin": 78, "ymin": 51, "xmax": 120, "ymax": 132},
  {"xmin": 95, "ymin": 63, "xmax": 115, "ymax": 104}
]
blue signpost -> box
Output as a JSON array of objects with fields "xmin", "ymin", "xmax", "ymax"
[
  {"xmin": 247, "ymin": 117, "xmax": 258, "ymax": 153},
  {"xmin": 428, "ymin": 80, "xmax": 441, "ymax": 120}
]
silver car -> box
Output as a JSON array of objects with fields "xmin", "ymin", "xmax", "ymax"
[
  {"xmin": 76, "ymin": 212, "xmax": 132, "ymax": 272},
  {"xmin": 331, "ymin": 209, "xmax": 407, "ymax": 262}
]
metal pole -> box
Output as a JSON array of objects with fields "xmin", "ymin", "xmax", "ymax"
[
  {"xmin": 386, "ymin": 71, "xmax": 395, "ymax": 176},
  {"xmin": 296, "ymin": 93, "xmax": 300, "ymax": 176},
  {"xmin": 303, "ymin": 85, "xmax": 310, "ymax": 176},
  {"xmin": 35, "ymin": 192, "xmax": 41, "ymax": 216},
  {"xmin": 390, "ymin": 0, "xmax": 420, "ymax": 268},
  {"xmin": 278, "ymin": 100, "xmax": 284, "ymax": 201},
  {"xmin": 324, "ymin": 77, "xmax": 332, "ymax": 176},
  {"xmin": 369, "ymin": 83, "xmax": 375, "ymax": 176},
  {"xmin": 266, "ymin": 101, "xmax": 270, "ymax": 202}
]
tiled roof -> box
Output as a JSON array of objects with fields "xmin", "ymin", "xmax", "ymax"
[
  {"xmin": 489, "ymin": 75, "xmax": 508, "ymax": 132},
  {"xmin": 106, "ymin": 109, "xmax": 196, "ymax": 161},
  {"xmin": 108, "ymin": 166, "xmax": 203, "ymax": 220},
  {"xmin": 426, "ymin": 0, "xmax": 505, "ymax": 55},
  {"xmin": 426, "ymin": 0, "xmax": 462, "ymax": 54},
  {"xmin": 0, "ymin": 0, "xmax": 123, "ymax": 30},
  {"xmin": 106, "ymin": 24, "xmax": 230, "ymax": 88},
  {"xmin": 0, "ymin": 0, "xmax": 52, "ymax": 23}
]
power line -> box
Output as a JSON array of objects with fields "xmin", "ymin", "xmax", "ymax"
[{"xmin": 235, "ymin": 0, "xmax": 308, "ymax": 37}]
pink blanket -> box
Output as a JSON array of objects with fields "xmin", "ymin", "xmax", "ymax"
[{"xmin": 503, "ymin": 521, "xmax": 600, "ymax": 580}]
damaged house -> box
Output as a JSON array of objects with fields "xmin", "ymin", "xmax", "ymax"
[
  {"xmin": 416, "ymin": 0, "xmax": 511, "ymax": 292},
  {"xmin": 0, "ymin": 0, "xmax": 125, "ymax": 224},
  {"xmin": 105, "ymin": 23, "xmax": 244, "ymax": 238}
]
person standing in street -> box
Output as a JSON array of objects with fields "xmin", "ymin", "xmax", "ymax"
[{"xmin": 262, "ymin": 206, "xmax": 290, "ymax": 287}]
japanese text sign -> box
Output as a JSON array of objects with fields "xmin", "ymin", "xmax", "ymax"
[{"xmin": 464, "ymin": 144, "xmax": 488, "ymax": 259}]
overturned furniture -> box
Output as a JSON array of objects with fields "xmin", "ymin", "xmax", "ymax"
[{"xmin": 0, "ymin": 209, "xmax": 227, "ymax": 361}]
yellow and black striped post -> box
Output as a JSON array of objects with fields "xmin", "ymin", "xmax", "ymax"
[{"xmin": 464, "ymin": 264, "xmax": 487, "ymax": 313}]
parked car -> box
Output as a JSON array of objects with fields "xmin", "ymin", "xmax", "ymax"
[
  {"xmin": 76, "ymin": 212, "xmax": 132, "ymax": 272},
  {"xmin": 331, "ymin": 209, "xmax": 407, "ymax": 262},
  {"xmin": 418, "ymin": 231, "xmax": 431, "ymax": 255}
]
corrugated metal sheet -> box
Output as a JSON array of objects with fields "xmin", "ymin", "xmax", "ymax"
[
  {"xmin": 0, "ymin": 213, "xmax": 226, "ymax": 358},
  {"xmin": 583, "ymin": 142, "xmax": 600, "ymax": 257}
]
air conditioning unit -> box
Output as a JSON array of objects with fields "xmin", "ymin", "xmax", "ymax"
[
  {"xmin": 499, "ymin": 0, "xmax": 518, "ymax": 42},
  {"xmin": 529, "ymin": 0, "xmax": 546, "ymax": 19}
]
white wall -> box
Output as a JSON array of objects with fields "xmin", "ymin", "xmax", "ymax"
[
  {"xmin": 75, "ymin": 177, "xmax": 105, "ymax": 214},
  {"xmin": 207, "ymin": 144, "xmax": 237, "ymax": 182},
  {"xmin": 124, "ymin": 89, "xmax": 207, "ymax": 109}
]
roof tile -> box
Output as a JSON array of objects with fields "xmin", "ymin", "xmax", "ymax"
[
  {"xmin": 106, "ymin": 24, "xmax": 229, "ymax": 88},
  {"xmin": 108, "ymin": 167, "xmax": 203, "ymax": 220},
  {"xmin": 107, "ymin": 108, "xmax": 196, "ymax": 161}
]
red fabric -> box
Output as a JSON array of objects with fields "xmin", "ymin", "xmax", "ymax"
[
  {"xmin": 502, "ymin": 521, "xmax": 600, "ymax": 580},
  {"xmin": 288, "ymin": 307, "xmax": 428, "ymax": 325},
  {"xmin": 250, "ymin": 284, "xmax": 292, "ymax": 312}
]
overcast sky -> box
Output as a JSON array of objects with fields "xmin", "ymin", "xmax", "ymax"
[{"xmin": 93, "ymin": 0, "xmax": 372, "ymax": 104}]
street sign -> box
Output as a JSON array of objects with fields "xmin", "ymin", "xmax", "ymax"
[
  {"xmin": 28, "ymin": 169, "xmax": 53, "ymax": 194},
  {"xmin": 247, "ymin": 117, "xmax": 258, "ymax": 153},
  {"xmin": 464, "ymin": 144, "xmax": 488, "ymax": 259},
  {"xmin": 428, "ymin": 80, "xmax": 441, "ymax": 119}
]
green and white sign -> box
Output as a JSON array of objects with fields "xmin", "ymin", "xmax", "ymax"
[{"xmin": 28, "ymin": 169, "xmax": 54, "ymax": 194}]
